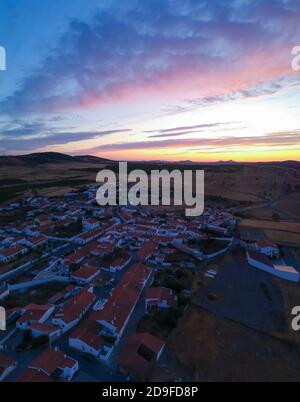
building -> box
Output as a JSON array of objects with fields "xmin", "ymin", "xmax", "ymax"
[
  {"xmin": 52, "ymin": 286, "xmax": 96, "ymax": 332},
  {"xmin": 145, "ymin": 287, "xmax": 177, "ymax": 311},
  {"xmin": 16, "ymin": 304, "xmax": 55, "ymax": 330},
  {"xmin": 69, "ymin": 319, "xmax": 113, "ymax": 361},
  {"xmin": 22, "ymin": 236, "xmax": 47, "ymax": 250},
  {"xmin": 19, "ymin": 348, "xmax": 78, "ymax": 382},
  {"xmin": 108, "ymin": 254, "xmax": 131, "ymax": 273},
  {"xmin": 0, "ymin": 353, "xmax": 17, "ymax": 381},
  {"xmin": 71, "ymin": 264, "xmax": 100, "ymax": 285},
  {"xmin": 28, "ymin": 322, "xmax": 61, "ymax": 342},
  {"xmin": 247, "ymin": 250, "xmax": 299, "ymax": 282},
  {"xmin": 48, "ymin": 285, "xmax": 78, "ymax": 305},
  {"xmin": 90, "ymin": 263, "xmax": 152, "ymax": 340},
  {"xmin": 136, "ymin": 242, "xmax": 157, "ymax": 262},
  {"xmin": 75, "ymin": 228, "xmax": 103, "ymax": 245},
  {"xmin": 0, "ymin": 245, "xmax": 28, "ymax": 263},
  {"xmin": 82, "ymin": 218, "xmax": 99, "ymax": 231},
  {"xmin": 255, "ymin": 239, "xmax": 279, "ymax": 258},
  {"xmin": 118, "ymin": 332, "xmax": 165, "ymax": 380}
]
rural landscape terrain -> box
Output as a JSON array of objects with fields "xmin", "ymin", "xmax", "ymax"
[
  {"xmin": 1, "ymin": 0, "xmax": 300, "ymax": 385},
  {"xmin": 0, "ymin": 152, "xmax": 300, "ymax": 382}
]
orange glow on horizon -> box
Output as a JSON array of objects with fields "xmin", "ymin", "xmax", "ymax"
[{"xmin": 95, "ymin": 148, "xmax": 300, "ymax": 163}]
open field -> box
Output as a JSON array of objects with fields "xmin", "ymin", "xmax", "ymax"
[
  {"xmin": 239, "ymin": 218, "xmax": 300, "ymax": 233},
  {"xmin": 150, "ymin": 305, "xmax": 300, "ymax": 382},
  {"xmin": 1, "ymin": 155, "xmax": 299, "ymax": 210},
  {"xmin": 271, "ymin": 278, "xmax": 300, "ymax": 345},
  {"xmin": 238, "ymin": 218, "xmax": 300, "ymax": 247},
  {"xmin": 273, "ymin": 193, "xmax": 300, "ymax": 217}
]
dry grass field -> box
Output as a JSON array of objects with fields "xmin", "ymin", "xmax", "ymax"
[
  {"xmin": 1, "ymin": 157, "xmax": 299, "ymax": 215},
  {"xmin": 150, "ymin": 305, "xmax": 300, "ymax": 382},
  {"xmin": 239, "ymin": 218, "xmax": 300, "ymax": 232},
  {"xmin": 238, "ymin": 218, "xmax": 300, "ymax": 246},
  {"xmin": 204, "ymin": 165, "xmax": 286, "ymax": 202},
  {"xmin": 273, "ymin": 193, "xmax": 300, "ymax": 217},
  {"xmin": 271, "ymin": 278, "xmax": 300, "ymax": 345}
]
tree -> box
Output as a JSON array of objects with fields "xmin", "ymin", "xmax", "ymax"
[{"xmin": 272, "ymin": 213, "xmax": 280, "ymax": 222}]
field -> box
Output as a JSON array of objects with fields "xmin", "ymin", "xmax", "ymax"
[
  {"xmin": 1, "ymin": 157, "xmax": 299, "ymax": 211},
  {"xmin": 273, "ymin": 193, "xmax": 300, "ymax": 217},
  {"xmin": 238, "ymin": 218, "xmax": 300, "ymax": 247},
  {"xmin": 150, "ymin": 305, "xmax": 300, "ymax": 382}
]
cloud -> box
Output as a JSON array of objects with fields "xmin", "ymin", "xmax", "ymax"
[
  {"xmin": 1, "ymin": 0, "xmax": 299, "ymax": 117},
  {"xmin": 0, "ymin": 124, "xmax": 131, "ymax": 151},
  {"xmin": 86, "ymin": 130, "xmax": 300, "ymax": 153},
  {"xmin": 146, "ymin": 121, "xmax": 240, "ymax": 138}
]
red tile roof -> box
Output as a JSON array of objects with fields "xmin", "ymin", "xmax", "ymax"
[
  {"xmin": 136, "ymin": 242, "xmax": 157, "ymax": 261},
  {"xmin": 146, "ymin": 287, "xmax": 176, "ymax": 307},
  {"xmin": 110, "ymin": 254, "xmax": 130, "ymax": 268},
  {"xmin": 18, "ymin": 368, "xmax": 54, "ymax": 382},
  {"xmin": 70, "ymin": 320, "xmax": 104, "ymax": 350},
  {"xmin": 48, "ymin": 285, "xmax": 77, "ymax": 304},
  {"xmin": 72, "ymin": 264, "xmax": 100, "ymax": 280},
  {"xmin": 248, "ymin": 250, "xmax": 274, "ymax": 268},
  {"xmin": 54, "ymin": 287, "xmax": 95, "ymax": 324},
  {"xmin": 27, "ymin": 236, "xmax": 46, "ymax": 245},
  {"xmin": 90, "ymin": 263, "xmax": 151, "ymax": 334},
  {"xmin": 29, "ymin": 348, "xmax": 77, "ymax": 376},
  {"xmin": 257, "ymin": 239, "xmax": 278, "ymax": 249},
  {"xmin": 29, "ymin": 322, "xmax": 59, "ymax": 335},
  {"xmin": 0, "ymin": 245, "xmax": 27, "ymax": 257},
  {"xmin": 118, "ymin": 332, "xmax": 165, "ymax": 380},
  {"xmin": 17, "ymin": 305, "xmax": 52, "ymax": 324}
]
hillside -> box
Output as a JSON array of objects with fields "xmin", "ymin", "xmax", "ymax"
[{"xmin": 0, "ymin": 152, "xmax": 113, "ymax": 167}]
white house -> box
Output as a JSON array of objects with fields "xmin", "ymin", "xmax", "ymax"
[
  {"xmin": 247, "ymin": 250, "xmax": 299, "ymax": 282},
  {"xmin": 71, "ymin": 264, "xmax": 100, "ymax": 285},
  {"xmin": 255, "ymin": 239, "xmax": 279, "ymax": 258},
  {"xmin": 16, "ymin": 304, "xmax": 55, "ymax": 330},
  {"xmin": 28, "ymin": 347, "xmax": 78, "ymax": 382},
  {"xmin": 82, "ymin": 218, "xmax": 99, "ymax": 231},
  {"xmin": 22, "ymin": 236, "xmax": 47, "ymax": 250},
  {"xmin": 52, "ymin": 287, "xmax": 96, "ymax": 333},
  {"xmin": 108, "ymin": 254, "xmax": 131, "ymax": 273},
  {"xmin": 69, "ymin": 319, "xmax": 113, "ymax": 361},
  {"xmin": 0, "ymin": 245, "xmax": 28, "ymax": 263},
  {"xmin": 28, "ymin": 322, "xmax": 62, "ymax": 342}
]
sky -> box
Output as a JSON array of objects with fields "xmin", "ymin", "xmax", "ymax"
[{"xmin": 0, "ymin": 0, "xmax": 300, "ymax": 162}]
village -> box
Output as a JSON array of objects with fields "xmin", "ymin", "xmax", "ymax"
[{"xmin": 0, "ymin": 183, "xmax": 299, "ymax": 382}]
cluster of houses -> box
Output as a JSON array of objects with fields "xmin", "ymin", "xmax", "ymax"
[
  {"xmin": 1, "ymin": 185, "xmax": 298, "ymax": 382},
  {"xmin": 2, "ymin": 189, "xmax": 232, "ymax": 381}
]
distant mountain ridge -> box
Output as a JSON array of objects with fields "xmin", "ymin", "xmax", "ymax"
[
  {"xmin": 0, "ymin": 152, "xmax": 299, "ymax": 168},
  {"xmin": 0, "ymin": 152, "xmax": 113, "ymax": 166}
]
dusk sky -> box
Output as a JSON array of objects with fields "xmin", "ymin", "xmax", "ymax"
[{"xmin": 0, "ymin": 0, "xmax": 300, "ymax": 162}]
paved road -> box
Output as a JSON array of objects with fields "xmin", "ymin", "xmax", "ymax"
[
  {"xmin": 193, "ymin": 253, "xmax": 287, "ymax": 333},
  {"xmin": 4, "ymin": 344, "xmax": 46, "ymax": 382},
  {"xmin": 53, "ymin": 335, "xmax": 126, "ymax": 382}
]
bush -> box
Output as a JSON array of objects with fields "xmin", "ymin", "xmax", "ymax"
[
  {"xmin": 31, "ymin": 335, "xmax": 48, "ymax": 348},
  {"xmin": 155, "ymin": 308, "xmax": 179, "ymax": 328},
  {"xmin": 162, "ymin": 277, "xmax": 184, "ymax": 293},
  {"xmin": 272, "ymin": 213, "xmax": 280, "ymax": 222}
]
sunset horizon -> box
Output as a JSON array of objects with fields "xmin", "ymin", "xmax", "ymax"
[{"xmin": 1, "ymin": 0, "xmax": 300, "ymax": 162}]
